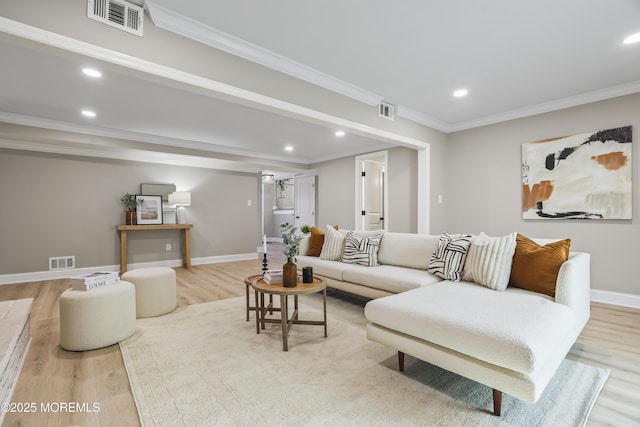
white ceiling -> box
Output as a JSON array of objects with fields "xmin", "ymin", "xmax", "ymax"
[{"xmin": 1, "ymin": 0, "xmax": 639, "ymax": 169}]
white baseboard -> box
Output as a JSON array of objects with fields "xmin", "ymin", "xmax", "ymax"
[
  {"xmin": 0, "ymin": 253, "xmax": 258, "ymax": 286},
  {"xmin": 591, "ymin": 289, "xmax": 640, "ymax": 310},
  {"xmin": 192, "ymin": 253, "xmax": 258, "ymax": 265},
  {"xmin": 0, "ymin": 265, "xmax": 121, "ymax": 285}
]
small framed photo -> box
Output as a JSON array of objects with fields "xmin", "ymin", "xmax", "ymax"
[{"xmin": 136, "ymin": 195, "xmax": 163, "ymax": 225}]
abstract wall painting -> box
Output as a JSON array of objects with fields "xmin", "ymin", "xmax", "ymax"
[{"xmin": 521, "ymin": 126, "xmax": 632, "ymax": 220}]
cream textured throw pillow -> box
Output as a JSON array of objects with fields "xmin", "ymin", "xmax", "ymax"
[
  {"xmin": 462, "ymin": 232, "xmax": 517, "ymax": 291},
  {"xmin": 319, "ymin": 225, "xmax": 346, "ymax": 261}
]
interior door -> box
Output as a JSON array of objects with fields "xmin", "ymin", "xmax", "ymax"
[
  {"xmin": 362, "ymin": 160, "xmax": 384, "ymax": 231},
  {"xmin": 294, "ymin": 175, "xmax": 316, "ymax": 230}
]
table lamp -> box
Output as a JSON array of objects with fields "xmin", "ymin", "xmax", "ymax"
[{"xmin": 168, "ymin": 191, "xmax": 191, "ymax": 224}]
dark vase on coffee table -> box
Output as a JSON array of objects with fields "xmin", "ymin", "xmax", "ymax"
[{"xmin": 282, "ymin": 258, "xmax": 297, "ymax": 287}]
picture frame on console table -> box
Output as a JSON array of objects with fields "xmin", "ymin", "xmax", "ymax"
[{"xmin": 136, "ymin": 195, "xmax": 163, "ymax": 225}]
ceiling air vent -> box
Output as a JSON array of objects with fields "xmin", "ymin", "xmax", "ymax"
[
  {"xmin": 378, "ymin": 102, "xmax": 395, "ymax": 120},
  {"xmin": 87, "ymin": 0, "xmax": 144, "ymax": 37}
]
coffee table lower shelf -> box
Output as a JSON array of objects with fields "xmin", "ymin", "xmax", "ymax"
[{"xmin": 250, "ymin": 277, "xmax": 327, "ymax": 351}]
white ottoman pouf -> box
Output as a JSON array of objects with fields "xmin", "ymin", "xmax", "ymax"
[
  {"xmin": 59, "ymin": 281, "xmax": 136, "ymax": 351},
  {"xmin": 121, "ymin": 267, "xmax": 177, "ymax": 318}
]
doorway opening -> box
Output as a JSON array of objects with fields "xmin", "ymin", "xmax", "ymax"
[
  {"xmin": 261, "ymin": 172, "xmax": 316, "ymax": 244},
  {"xmin": 355, "ymin": 151, "xmax": 388, "ymax": 231}
]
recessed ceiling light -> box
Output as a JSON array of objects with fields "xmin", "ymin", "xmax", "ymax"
[
  {"xmin": 335, "ymin": 131, "xmax": 345, "ymax": 137},
  {"xmin": 623, "ymin": 32, "xmax": 640, "ymax": 44},
  {"xmin": 82, "ymin": 68, "xmax": 102, "ymax": 78},
  {"xmin": 284, "ymin": 145, "xmax": 294, "ymax": 151},
  {"xmin": 453, "ymin": 89, "xmax": 468, "ymax": 98},
  {"xmin": 81, "ymin": 110, "xmax": 96, "ymax": 118}
]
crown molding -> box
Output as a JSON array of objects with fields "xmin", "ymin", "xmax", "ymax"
[
  {"xmin": 448, "ymin": 80, "xmax": 640, "ymax": 132},
  {"xmin": 0, "ymin": 116, "xmax": 314, "ymax": 173},
  {"xmin": 0, "ymin": 112, "xmax": 392, "ymax": 171},
  {"xmin": 145, "ymin": 1, "xmax": 383, "ymax": 107},
  {"xmin": 0, "ymin": 135, "xmax": 267, "ymax": 173},
  {"xmin": 0, "ymin": 112, "xmax": 311, "ymax": 164},
  {"xmin": 395, "ymin": 105, "xmax": 452, "ymax": 133}
]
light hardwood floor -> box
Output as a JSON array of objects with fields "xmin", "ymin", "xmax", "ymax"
[{"xmin": 1, "ymin": 250, "xmax": 639, "ymax": 426}]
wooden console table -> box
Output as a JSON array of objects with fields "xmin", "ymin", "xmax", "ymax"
[{"xmin": 116, "ymin": 224, "xmax": 193, "ymax": 274}]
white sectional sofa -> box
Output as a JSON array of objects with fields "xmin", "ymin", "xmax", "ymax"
[
  {"xmin": 296, "ymin": 229, "xmax": 591, "ymax": 416},
  {"xmin": 297, "ymin": 231, "xmax": 444, "ymax": 299}
]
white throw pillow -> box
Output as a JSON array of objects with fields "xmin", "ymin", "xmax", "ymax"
[
  {"xmin": 319, "ymin": 225, "xmax": 346, "ymax": 261},
  {"xmin": 428, "ymin": 233, "xmax": 472, "ymax": 281},
  {"xmin": 341, "ymin": 230, "xmax": 384, "ymax": 266},
  {"xmin": 463, "ymin": 232, "xmax": 517, "ymax": 291}
]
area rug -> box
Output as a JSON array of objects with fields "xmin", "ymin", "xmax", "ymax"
[{"xmin": 120, "ymin": 294, "xmax": 609, "ymax": 427}]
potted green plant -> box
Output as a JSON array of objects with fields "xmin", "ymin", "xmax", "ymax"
[
  {"xmin": 280, "ymin": 222, "xmax": 303, "ymax": 287},
  {"xmin": 121, "ymin": 193, "xmax": 142, "ymax": 225},
  {"xmin": 300, "ymin": 224, "xmax": 312, "ymax": 234}
]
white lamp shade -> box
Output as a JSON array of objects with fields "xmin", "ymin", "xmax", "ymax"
[{"xmin": 168, "ymin": 191, "xmax": 191, "ymax": 207}]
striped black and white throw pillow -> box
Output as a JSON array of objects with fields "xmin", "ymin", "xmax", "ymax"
[
  {"xmin": 341, "ymin": 231, "xmax": 384, "ymax": 266},
  {"xmin": 428, "ymin": 233, "xmax": 472, "ymax": 281},
  {"xmin": 319, "ymin": 225, "xmax": 346, "ymax": 261}
]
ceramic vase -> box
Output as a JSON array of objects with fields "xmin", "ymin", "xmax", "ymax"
[{"xmin": 282, "ymin": 259, "xmax": 297, "ymax": 287}]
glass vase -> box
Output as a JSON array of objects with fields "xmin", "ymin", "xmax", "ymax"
[{"xmin": 125, "ymin": 208, "xmax": 137, "ymax": 225}]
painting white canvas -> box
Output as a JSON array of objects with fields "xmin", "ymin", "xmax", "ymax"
[{"xmin": 521, "ymin": 126, "xmax": 632, "ymax": 220}]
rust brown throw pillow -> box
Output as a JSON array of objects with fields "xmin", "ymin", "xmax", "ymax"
[
  {"xmin": 509, "ymin": 234, "xmax": 571, "ymax": 297},
  {"xmin": 307, "ymin": 227, "xmax": 325, "ymax": 257},
  {"xmin": 307, "ymin": 225, "xmax": 340, "ymax": 257}
]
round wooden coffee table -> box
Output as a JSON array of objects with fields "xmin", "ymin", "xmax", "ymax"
[{"xmin": 250, "ymin": 276, "xmax": 327, "ymax": 351}]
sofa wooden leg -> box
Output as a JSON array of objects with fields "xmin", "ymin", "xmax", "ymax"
[
  {"xmin": 493, "ymin": 389, "xmax": 502, "ymax": 416},
  {"xmin": 398, "ymin": 351, "xmax": 404, "ymax": 371}
]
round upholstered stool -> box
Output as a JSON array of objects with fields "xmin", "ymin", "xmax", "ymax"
[
  {"xmin": 121, "ymin": 267, "xmax": 177, "ymax": 318},
  {"xmin": 59, "ymin": 281, "xmax": 136, "ymax": 351}
]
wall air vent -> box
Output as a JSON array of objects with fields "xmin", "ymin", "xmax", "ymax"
[
  {"xmin": 378, "ymin": 102, "xmax": 395, "ymax": 120},
  {"xmin": 49, "ymin": 256, "xmax": 75, "ymax": 271},
  {"xmin": 87, "ymin": 0, "xmax": 144, "ymax": 37}
]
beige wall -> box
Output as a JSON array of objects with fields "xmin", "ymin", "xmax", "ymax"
[
  {"xmin": 312, "ymin": 156, "xmax": 356, "ymax": 230},
  {"xmin": 447, "ymin": 93, "xmax": 640, "ymax": 295},
  {"xmin": 0, "ymin": 143, "xmax": 434, "ymax": 276},
  {"xmin": 0, "ymin": 149, "xmax": 258, "ymax": 275}
]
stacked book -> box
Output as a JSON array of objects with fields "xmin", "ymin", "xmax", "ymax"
[
  {"xmin": 263, "ymin": 269, "xmax": 283, "ymax": 284},
  {"xmin": 69, "ymin": 271, "xmax": 120, "ymax": 291}
]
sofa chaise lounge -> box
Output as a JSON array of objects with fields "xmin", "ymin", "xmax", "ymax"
[{"xmin": 296, "ymin": 228, "xmax": 590, "ymax": 415}]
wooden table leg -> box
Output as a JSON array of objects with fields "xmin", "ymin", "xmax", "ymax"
[
  {"xmin": 245, "ymin": 283, "xmax": 250, "ymax": 321},
  {"xmin": 281, "ymin": 295, "xmax": 288, "ymax": 351},
  {"xmin": 255, "ymin": 289, "xmax": 261, "ymax": 334},
  {"xmin": 119, "ymin": 230, "xmax": 128, "ymax": 274},
  {"xmin": 323, "ymin": 288, "xmax": 327, "ymax": 337},
  {"xmin": 183, "ymin": 227, "xmax": 191, "ymax": 269},
  {"xmin": 260, "ymin": 293, "xmax": 266, "ymax": 330}
]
